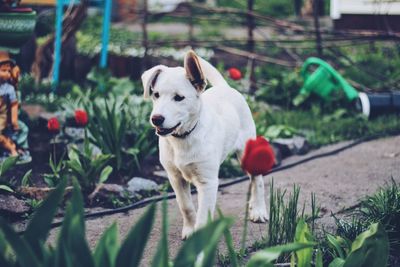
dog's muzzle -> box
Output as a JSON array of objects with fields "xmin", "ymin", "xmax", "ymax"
[{"xmin": 155, "ymin": 122, "xmax": 181, "ymax": 136}]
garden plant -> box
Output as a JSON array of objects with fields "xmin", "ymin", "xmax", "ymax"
[
  {"xmin": 0, "ymin": 176, "xmax": 391, "ymax": 267},
  {"xmin": 0, "ymin": 0, "xmax": 399, "ymax": 266}
]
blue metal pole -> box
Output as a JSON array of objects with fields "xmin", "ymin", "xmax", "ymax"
[
  {"xmin": 52, "ymin": 0, "xmax": 64, "ymax": 90},
  {"xmin": 100, "ymin": 0, "xmax": 112, "ymax": 68}
]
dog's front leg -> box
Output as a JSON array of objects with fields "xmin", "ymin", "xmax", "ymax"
[
  {"xmin": 194, "ymin": 179, "xmax": 219, "ymax": 229},
  {"xmin": 168, "ymin": 174, "xmax": 197, "ymax": 240}
]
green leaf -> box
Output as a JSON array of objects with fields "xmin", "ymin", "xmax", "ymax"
[
  {"xmin": 43, "ymin": 175, "xmax": 55, "ymax": 188},
  {"xmin": 21, "ymin": 169, "xmax": 33, "ymax": 187},
  {"xmin": 94, "ymin": 223, "xmax": 120, "ymax": 267},
  {"xmin": 0, "ymin": 230, "xmax": 12, "ymax": 265},
  {"xmin": 326, "ymin": 234, "xmax": 346, "ymax": 259},
  {"xmin": 217, "ymin": 209, "xmax": 239, "ymax": 267},
  {"xmin": 246, "ymin": 243, "xmax": 315, "ymax": 267},
  {"xmin": 67, "ymin": 215, "xmax": 95, "ymax": 267},
  {"xmin": 151, "ymin": 198, "xmax": 169, "ymax": 267},
  {"xmin": 264, "ymin": 125, "xmax": 298, "ymax": 140},
  {"xmin": 116, "ymin": 203, "xmax": 156, "ymax": 267},
  {"xmin": 0, "ymin": 218, "xmax": 40, "ymax": 267},
  {"xmin": 24, "ymin": 178, "xmax": 67, "ymax": 260},
  {"xmin": 56, "ymin": 179, "xmax": 94, "ymax": 267},
  {"xmin": 68, "ymin": 148, "xmax": 81, "ymax": 163},
  {"xmin": 293, "ymin": 219, "xmax": 314, "ymax": 267},
  {"xmin": 0, "ymin": 156, "xmax": 18, "ymax": 177},
  {"xmin": 174, "ymin": 217, "xmax": 234, "ymax": 267},
  {"xmin": 67, "ymin": 160, "xmax": 86, "ymax": 179},
  {"xmin": 0, "ymin": 184, "xmax": 14, "ymax": 193},
  {"xmin": 69, "ymin": 179, "xmax": 85, "ymax": 229},
  {"xmin": 343, "ymin": 223, "xmax": 389, "ymax": 267},
  {"xmin": 329, "ymin": 258, "xmax": 345, "ymax": 267},
  {"xmin": 315, "ymin": 249, "xmax": 323, "ymax": 267},
  {"xmin": 99, "ymin": 166, "xmax": 113, "ymax": 184}
]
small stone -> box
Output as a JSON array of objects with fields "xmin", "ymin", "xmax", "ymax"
[
  {"xmin": 64, "ymin": 127, "xmax": 85, "ymax": 140},
  {"xmin": 153, "ymin": 170, "xmax": 168, "ymax": 178},
  {"xmin": 102, "ymin": 183, "xmax": 124, "ymax": 193},
  {"xmin": 293, "ymin": 136, "xmax": 310, "ymax": 155},
  {"xmin": 101, "ymin": 184, "xmax": 124, "ymax": 197},
  {"xmin": 89, "ymin": 183, "xmax": 126, "ymax": 200},
  {"xmin": 0, "ymin": 194, "xmax": 30, "ymax": 214},
  {"xmin": 127, "ymin": 177, "xmax": 158, "ymax": 194},
  {"xmin": 272, "ymin": 135, "xmax": 309, "ymax": 158},
  {"xmin": 383, "ymin": 152, "xmax": 399, "ymax": 158}
]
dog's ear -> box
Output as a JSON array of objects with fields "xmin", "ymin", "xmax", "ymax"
[
  {"xmin": 141, "ymin": 65, "xmax": 164, "ymax": 99},
  {"xmin": 184, "ymin": 50, "xmax": 207, "ymax": 92}
]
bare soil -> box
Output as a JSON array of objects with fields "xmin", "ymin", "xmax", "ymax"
[{"xmin": 46, "ymin": 135, "xmax": 400, "ymax": 265}]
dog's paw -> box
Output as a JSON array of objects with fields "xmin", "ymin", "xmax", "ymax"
[
  {"xmin": 181, "ymin": 225, "xmax": 195, "ymax": 240},
  {"xmin": 249, "ymin": 207, "xmax": 268, "ymax": 223}
]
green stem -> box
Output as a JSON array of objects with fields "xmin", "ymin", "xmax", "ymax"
[
  {"xmin": 53, "ymin": 136, "xmax": 56, "ymax": 164},
  {"xmin": 241, "ymin": 178, "xmax": 252, "ymax": 254}
]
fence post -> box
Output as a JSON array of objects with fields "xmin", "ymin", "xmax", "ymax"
[
  {"xmin": 313, "ymin": 0, "xmax": 323, "ymax": 58},
  {"xmin": 100, "ymin": 0, "xmax": 112, "ymax": 68},
  {"xmin": 188, "ymin": 3, "xmax": 194, "ymax": 46},
  {"xmin": 247, "ymin": 0, "xmax": 257, "ymax": 94},
  {"xmin": 52, "ymin": 0, "xmax": 63, "ymax": 90},
  {"xmin": 294, "ymin": 0, "xmax": 302, "ymax": 16},
  {"xmin": 142, "ymin": 0, "xmax": 148, "ymax": 68}
]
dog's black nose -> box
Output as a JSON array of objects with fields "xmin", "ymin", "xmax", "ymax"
[{"xmin": 151, "ymin": 115, "xmax": 165, "ymax": 126}]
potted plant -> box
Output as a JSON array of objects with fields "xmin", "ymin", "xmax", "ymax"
[{"xmin": 0, "ymin": 0, "xmax": 37, "ymax": 49}]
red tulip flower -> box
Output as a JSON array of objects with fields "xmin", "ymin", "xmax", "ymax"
[
  {"xmin": 74, "ymin": 109, "xmax": 88, "ymax": 127},
  {"xmin": 241, "ymin": 136, "xmax": 275, "ymax": 176},
  {"xmin": 47, "ymin": 117, "xmax": 60, "ymax": 134},
  {"xmin": 228, "ymin": 67, "xmax": 242, "ymax": 80}
]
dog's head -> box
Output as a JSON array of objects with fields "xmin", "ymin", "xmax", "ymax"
[{"xmin": 141, "ymin": 51, "xmax": 207, "ymax": 137}]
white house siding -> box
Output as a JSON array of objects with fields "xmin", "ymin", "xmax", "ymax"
[{"xmin": 331, "ymin": 0, "xmax": 400, "ymax": 19}]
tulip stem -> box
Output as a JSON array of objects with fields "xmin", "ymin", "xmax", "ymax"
[
  {"xmin": 52, "ymin": 136, "xmax": 56, "ymax": 164},
  {"xmin": 241, "ymin": 177, "xmax": 252, "ymax": 254}
]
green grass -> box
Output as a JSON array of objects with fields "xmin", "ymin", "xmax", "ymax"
[
  {"xmin": 254, "ymin": 107, "xmax": 400, "ymax": 147},
  {"xmin": 333, "ymin": 215, "xmax": 369, "ymax": 243},
  {"xmin": 267, "ymin": 181, "xmax": 302, "ymax": 248}
]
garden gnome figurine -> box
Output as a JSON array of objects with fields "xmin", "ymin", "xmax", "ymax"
[{"xmin": 0, "ymin": 51, "xmax": 21, "ymax": 157}]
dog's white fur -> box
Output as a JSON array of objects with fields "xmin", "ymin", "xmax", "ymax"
[{"xmin": 142, "ymin": 51, "xmax": 267, "ymax": 239}]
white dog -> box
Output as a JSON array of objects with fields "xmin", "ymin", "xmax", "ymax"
[{"xmin": 141, "ymin": 51, "xmax": 267, "ymax": 239}]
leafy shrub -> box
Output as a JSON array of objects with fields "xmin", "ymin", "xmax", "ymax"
[
  {"xmin": 86, "ymin": 95, "xmax": 156, "ymax": 175},
  {"xmin": 77, "ymin": 16, "xmax": 142, "ymax": 57},
  {"xmin": 255, "ymin": 67, "xmax": 303, "ymax": 109},
  {"xmin": 66, "ymin": 140, "xmax": 113, "ymax": 193},
  {"xmin": 253, "ymin": 104, "xmax": 400, "ymax": 147},
  {"xmin": 360, "ymin": 179, "xmax": 400, "ymax": 255},
  {"xmin": 43, "ymin": 154, "xmax": 67, "ymax": 187},
  {"xmin": 87, "ymin": 99, "xmax": 127, "ymax": 174},
  {"xmin": 326, "ymin": 223, "xmax": 389, "ymax": 267},
  {"xmin": 332, "ymin": 43, "xmax": 400, "ymax": 91}
]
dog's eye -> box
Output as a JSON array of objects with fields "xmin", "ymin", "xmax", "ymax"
[
  {"xmin": 174, "ymin": 94, "xmax": 185, "ymax": 102},
  {"xmin": 154, "ymin": 92, "xmax": 160, "ymax": 99}
]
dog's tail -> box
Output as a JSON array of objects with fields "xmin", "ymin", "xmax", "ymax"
[{"xmin": 198, "ymin": 56, "xmax": 229, "ymax": 88}]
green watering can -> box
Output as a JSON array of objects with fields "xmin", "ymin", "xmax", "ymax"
[{"xmin": 293, "ymin": 57, "xmax": 359, "ymax": 106}]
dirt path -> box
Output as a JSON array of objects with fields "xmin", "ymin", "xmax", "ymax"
[{"xmin": 48, "ymin": 135, "xmax": 400, "ymax": 265}]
